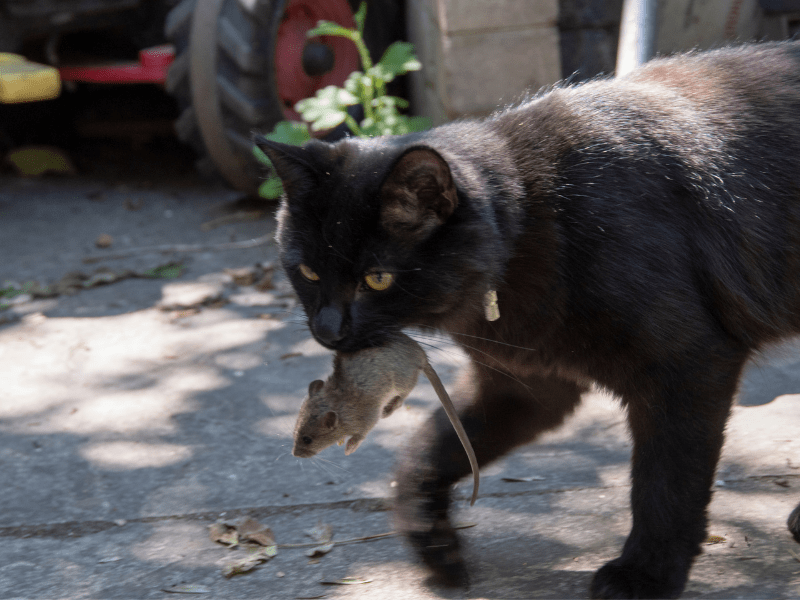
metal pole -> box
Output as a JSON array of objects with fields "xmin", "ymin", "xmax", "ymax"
[{"xmin": 616, "ymin": 0, "xmax": 658, "ymax": 76}]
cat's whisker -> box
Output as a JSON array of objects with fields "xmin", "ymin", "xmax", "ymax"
[
  {"xmin": 322, "ymin": 231, "xmax": 354, "ymax": 264},
  {"xmin": 408, "ymin": 324, "xmax": 539, "ymax": 353},
  {"xmin": 411, "ymin": 335, "xmax": 542, "ymax": 404},
  {"xmin": 385, "ymin": 277, "xmax": 427, "ymax": 301}
]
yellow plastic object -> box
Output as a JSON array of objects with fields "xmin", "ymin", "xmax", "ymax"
[{"xmin": 0, "ymin": 53, "xmax": 60, "ymax": 103}]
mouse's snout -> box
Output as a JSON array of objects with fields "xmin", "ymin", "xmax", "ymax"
[{"xmin": 292, "ymin": 434, "xmax": 316, "ymax": 458}]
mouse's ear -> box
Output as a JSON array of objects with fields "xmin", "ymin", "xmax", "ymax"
[
  {"xmin": 308, "ymin": 380, "xmax": 325, "ymax": 396},
  {"xmin": 322, "ymin": 411, "xmax": 338, "ymax": 431}
]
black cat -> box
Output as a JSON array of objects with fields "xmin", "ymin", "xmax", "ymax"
[{"xmin": 257, "ymin": 41, "xmax": 800, "ymax": 598}]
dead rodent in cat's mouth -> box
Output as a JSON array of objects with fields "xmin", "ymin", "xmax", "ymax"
[{"xmin": 292, "ymin": 332, "xmax": 480, "ymax": 505}]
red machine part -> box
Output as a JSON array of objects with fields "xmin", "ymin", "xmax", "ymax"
[
  {"xmin": 58, "ymin": 0, "xmax": 360, "ymax": 124},
  {"xmin": 58, "ymin": 45, "xmax": 174, "ymax": 84},
  {"xmin": 275, "ymin": 0, "xmax": 360, "ymax": 121}
]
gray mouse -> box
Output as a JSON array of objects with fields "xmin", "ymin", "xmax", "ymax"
[{"xmin": 292, "ymin": 332, "xmax": 480, "ymax": 505}]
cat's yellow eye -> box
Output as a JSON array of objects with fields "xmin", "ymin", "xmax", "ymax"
[
  {"xmin": 364, "ymin": 271, "xmax": 394, "ymax": 291},
  {"xmin": 299, "ymin": 264, "xmax": 320, "ymax": 282}
]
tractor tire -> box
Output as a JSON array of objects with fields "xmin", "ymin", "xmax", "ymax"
[{"xmin": 164, "ymin": 0, "xmax": 401, "ymax": 195}]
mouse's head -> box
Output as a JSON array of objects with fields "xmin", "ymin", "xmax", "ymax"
[{"xmin": 292, "ymin": 379, "xmax": 343, "ymax": 458}]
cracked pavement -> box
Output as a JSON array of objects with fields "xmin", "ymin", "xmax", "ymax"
[{"xmin": 1, "ymin": 144, "xmax": 799, "ymax": 599}]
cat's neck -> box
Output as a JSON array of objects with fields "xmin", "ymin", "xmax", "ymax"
[{"xmin": 420, "ymin": 107, "xmax": 567, "ymax": 346}]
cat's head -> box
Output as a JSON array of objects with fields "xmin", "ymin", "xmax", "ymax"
[{"xmin": 256, "ymin": 134, "xmax": 497, "ymax": 352}]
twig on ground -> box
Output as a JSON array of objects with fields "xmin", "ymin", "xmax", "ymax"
[
  {"xmin": 275, "ymin": 522, "xmax": 477, "ymax": 549},
  {"xmin": 82, "ymin": 234, "xmax": 273, "ymax": 263}
]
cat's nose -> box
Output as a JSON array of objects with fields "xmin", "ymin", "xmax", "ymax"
[{"xmin": 313, "ymin": 306, "xmax": 344, "ymax": 346}]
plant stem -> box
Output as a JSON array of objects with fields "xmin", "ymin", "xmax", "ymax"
[
  {"xmin": 344, "ymin": 114, "xmax": 364, "ymax": 137},
  {"xmin": 351, "ymin": 30, "xmax": 372, "ymax": 72}
]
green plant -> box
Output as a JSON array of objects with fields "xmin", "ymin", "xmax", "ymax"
[{"xmin": 254, "ymin": 1, "xmax": 429, "ymax": 199}]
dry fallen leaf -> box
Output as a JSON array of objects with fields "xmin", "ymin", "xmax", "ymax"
[
  {"xmin": 255, "ymin": 270, "xmax": 275, "ymax": 291},
  {"xmin": 209, "ymin": 522, "xmax": 238, "ymax": 547},
  {"xmin": 222, "ymin": 546, "xmax": 277, "ymax": 578},
  {"xmin": 224, "ymin": 267, "xmax": 258, "ymax": 286},
  {"xmin": 162, "ymin": 583, "xmax": 212, "ymax": 594},
  {"xmin": 237, "ymin": 517, "xmax": 275, "ymax": 547},
  {"xmin": 6, "ymin": 145, "xmax": 76, "ymax": 176},
  {"xmin": 305, "ymin": 522, "xmax": 333, "ymax": 544},
  {"xmin": 124, "ymin": 198, "xmax": 144, "ymax": 211},
  {"xmin": 95, "ymin": 234, "xmax": 114, "ymax": 249},
  {"xmin": 319, "ymin": 577, "xmax": 372, "ymax": 585},
  {"xmin": 305, "ymin": 543, "xmax": 335, "ymax": 558},
  {"xmin": 222, "ymin": 556, "xmax": 261, "ymax": 578},
  {"xmin": 705, "ymin": 535, "xmax": 726, "ymax": 545},
  {"xmin": 302, "ymin": 522, "xmax": 335, "ymax": 559}
]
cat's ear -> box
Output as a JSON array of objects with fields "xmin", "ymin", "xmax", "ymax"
[
  {"xmin": 379, "ymin": 148, "xmax": 458, "ymax": 241},
  {"xmin": 254, "ymin": 135, "xmax": 316, "ymax": 198}
]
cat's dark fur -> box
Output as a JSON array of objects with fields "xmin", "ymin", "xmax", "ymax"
[{"xmin": 257, "ymin": 41, "xmax": 800, "ymax": 599}]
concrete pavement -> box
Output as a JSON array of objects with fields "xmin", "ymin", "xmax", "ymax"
[{"xmin": 0, "ymin": 148, "xmax": 798, "ymax": 599}]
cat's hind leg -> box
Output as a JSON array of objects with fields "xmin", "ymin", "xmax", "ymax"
[
  {"xmin": 788, "ymin": 504, "xmax": 800, "ymax": 543},
  {"xmin": 394, "ymin": 367, "xmax": 584, "ymax": 586}
]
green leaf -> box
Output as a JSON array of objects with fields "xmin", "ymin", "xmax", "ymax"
[
  {"xmin": 253, "ymin": 144, "xmax": 271, "ymax": 167},
  {"xmin": 296, "ymin": 85, "xmax": 358, "ymax": 131},
  {"xmin": 297, "ymin": 86, "xmax": 358, "ymax": 120},
  {"xmin": 307, "ymin": 20, "xmax": 355, "ymax": 41},
  {"xmin": 143, "ymin": 263, "xmax": 184, "ymax": 279},
  {"xmin": 373, "ymin": 95, "xmax": 409, "ymax": 110},
  {"xmin": 309, "ymin": 109, "xmax": 348, "ymax": 131},
  {"xmin": 264, "ymin": 120, "xmax": 311, "ymax": 145},
  {"xmin": 258, "ymin": 176, "xmax": 284, "ymax": 199},
  {"xmin": 253, "ymin": 121, "xmax": 310, "ymax": 169},
  {"xmin": 354, "ymin": 1, "xmax": 367, "ymax": 35},
  {"xmin": 0, "ymin": 285, "xmax": 21, "ymax": 299},
  {"xmin": 323, "ymin": 85, "xmax": 358, "ymax": 106},
  {"xmin": 343, "ymin": 71, "xmax": 364, "ymax": 96},
  {"xmin": 404, "ymin": 115, "xmax": 432, "ymax": 133},
  {"xmin": 374, "ymin": 41, "xmax": 422, "ymax": 82}
]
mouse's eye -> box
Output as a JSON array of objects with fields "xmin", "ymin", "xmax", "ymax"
[{"xmin": 302, "ymin": 435, "xmax": 313, "ymax": 445}]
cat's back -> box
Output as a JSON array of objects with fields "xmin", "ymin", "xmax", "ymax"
[
  {"xmin": 496, "ymin": 41, "xmax": 800, "ymax": 158},
  {"xmin": 488, "ymin": 41, "xmax": 800, "ymax": 350}
]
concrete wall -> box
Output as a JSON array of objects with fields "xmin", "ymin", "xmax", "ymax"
[{"xmin": 406, "ymin": 0, "xmax": 562, "ymax": 124}]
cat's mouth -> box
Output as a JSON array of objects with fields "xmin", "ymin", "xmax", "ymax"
[
  {"xmin": 313, "ymin": 333, "xmax": 367, "ymax": 353},
  {"xmin": 311, "ymin": 328, "xmax": 397, "ymax": 353},
  {"xmin": 310, "ymin": 334, "xmax": 341, "ymax": 351}
]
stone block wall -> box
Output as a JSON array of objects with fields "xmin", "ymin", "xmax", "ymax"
[{"xmin": 406, "ymin": 0, "xmax": 562, "ymax": 124}]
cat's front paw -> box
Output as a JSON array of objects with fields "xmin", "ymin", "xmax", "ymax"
[
  {"xmin": 394, "ymin": 472, "xmax": 469, "ymax": 587},
  {"xmin": 401, "ymin": 516, "xmax": 469, "ymax": 587},
  {"xmin": 590, "ymin": 560, "xmax": 683, "ymax": 599}
]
